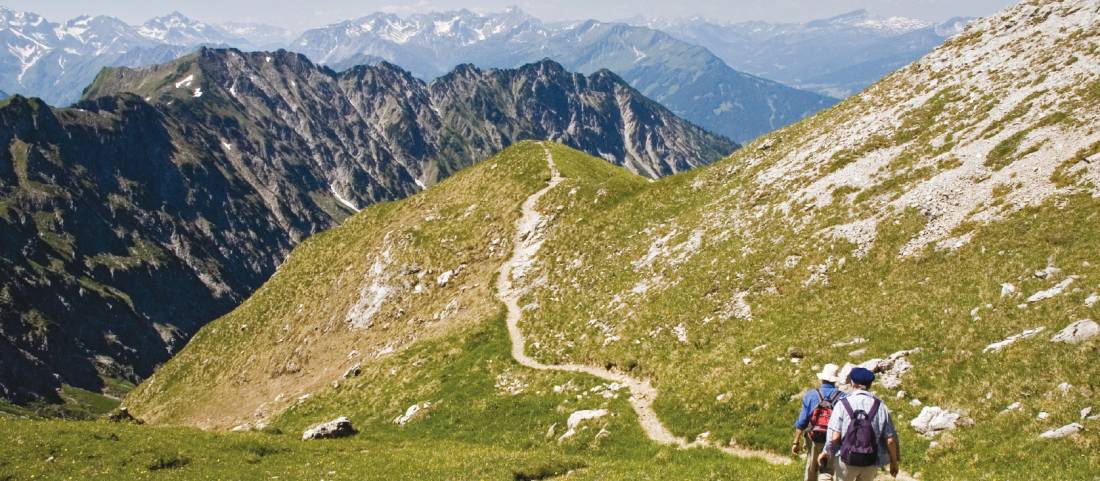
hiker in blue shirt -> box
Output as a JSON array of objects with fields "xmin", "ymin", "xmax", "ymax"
[
  {"xmin": 792, "ymin": 364, "xmax": 845, "ymax": 481},
  {"xmin": 819, "ymin": 367, "xmax": 900, "ymax": 481}
]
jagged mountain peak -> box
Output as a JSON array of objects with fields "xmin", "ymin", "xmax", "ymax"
[{"xmin": 137, "ymin": 11, "xmax": 243, "ymax": 46}]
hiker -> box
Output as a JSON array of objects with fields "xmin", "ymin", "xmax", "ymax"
[
  {"xmin": 818, "ymin": 367, "xmax": 900, "ymax": 481},
  {"xmin": 792, "ymin": 363, "xmax": 844, "ymax": 481}
]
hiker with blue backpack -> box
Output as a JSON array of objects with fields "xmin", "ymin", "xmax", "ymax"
[
  {"xmin": 792, "ymin": 363, "xmax": 845, "ymax": 481},
  {"xmin": 818, "ymin": 367, "xmax": 901, "ymax": 480}
]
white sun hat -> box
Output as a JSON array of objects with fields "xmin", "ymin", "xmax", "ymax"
[{"xmin": 816, "ymin": 363, "xmax": 841, "ymax": 383}]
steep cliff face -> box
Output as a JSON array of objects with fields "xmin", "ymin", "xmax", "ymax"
[{"xmin": 0, "ymin": 48, "xmax": 733, "ymax": 404}]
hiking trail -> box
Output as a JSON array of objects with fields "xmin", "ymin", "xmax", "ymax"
[{"xmin": 495, "ymin": 142, "xmax": 791, "ymax": 465}]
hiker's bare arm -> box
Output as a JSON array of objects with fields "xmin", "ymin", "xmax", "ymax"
[
  {"xmin": 886, "ymin": 436, "xmax": 900, "ymax": 477},
  {"xmin": 791, "ymin": 429, "xmax": 804, "ymax": 455}
]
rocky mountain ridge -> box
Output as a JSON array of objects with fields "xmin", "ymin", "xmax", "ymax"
[
  {"xmin": 294, "ymin": 7, "xmax": 837, "ymax": 142},
  {"xmin": 0, "ymin": 48, "xmax": 732, "ymax": 405}
]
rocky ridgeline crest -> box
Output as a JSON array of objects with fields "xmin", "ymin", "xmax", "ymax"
[{"xmin": 0, "ymin": 49, "xmax": 733, "ymax": 404}]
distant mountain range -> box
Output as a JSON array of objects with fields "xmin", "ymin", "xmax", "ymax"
[
  {"xmin": 633, "ymin": 9, "xmax": 972, "ymax": 98},
  {"xmin": 0, "ymin": 6, "xmax": 840, "ymax": 143},
  {"xmin": 0, "ymin": 48, "xmax": 732, "ymax": 404},
  {"xmin": 0, "ymin": 8, "xmax": 292, "ymax": 106},
  {"xmin": 291, "ymin": 8, "xmax": 837, "ymax": 142},
  {"xmin": 0, "ymin": 6, "xmax": 973, "ymax": 140}
]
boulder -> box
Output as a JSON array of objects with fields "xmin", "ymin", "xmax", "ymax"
[
  {"xmin": 911, "ymin": 406, "xmax": 962, "ymax": 437},
  {"xmin": 842, "ymin": 348, "xmax": 919, "ymax": 389},
  {"xmin": 1039, "ymin": 423, "xmax": 1083, "ymax": 439},
  {"xmin": 394, "ymin": 402, "xmax": 432, "ymax": 426},
  {"xmin": 106, "ymin": 407, "xmax": 143, "ymax": 424},
  {"xmin": 1050, "ymin": 320, "xmax": 1099, "ymax": 344},
  {"xmin": 301, "ymin": 417, "xmax": 355, "ymax": 440},
  {"xmin": 343, "ymin": 363, "xmax": 362, "ymax": 378},
  {"xmin": 558, "ymin": 409, "xmax": 608, "ymax": 441}
]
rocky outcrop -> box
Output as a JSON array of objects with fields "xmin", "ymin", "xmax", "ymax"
[
  {"xmin": 910, "ymin": 406, "xmax": 967, "ymax": 437},
  {"xmin": 1039, "ymin": 423, "xmax": 1083, "ymax": 440},
  {"xmin": 301, "ymin": 417, "xmax": 356, "ymax": 440},
  {"xmin": 1050, "ymin": 320, "xmax": 1099, "ymax": 344}
]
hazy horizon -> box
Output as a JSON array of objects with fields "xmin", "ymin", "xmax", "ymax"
[{"xmin": 2, "ymin": 0, "xmax": 1017, "ymax": 31}]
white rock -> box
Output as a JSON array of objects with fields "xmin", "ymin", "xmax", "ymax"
[
  {"xmin": 1085, "ymin": 293, "xmax": 1099, "ymax": 307},
  {"xmin": 1050, "ymin": 320, "xmax": 1099, "ymax": 344},
  {"xmin": 848, "ymin": 348, "xmax": 919, "ymax": 389},
  {"xmin": 910, "ymin": 399, "xmax": 923, "ymax": 407},
  {"xmin": 393, "ymin": 402, "xmax": 432, "ymax": 426},
  {"xmin": 831, "ymin": 337, "xmax": 868, "ymax": 348},
  {"xmin": 1081, "ymin": 407, "xmax": 1093, "ymax": 420},
  {"xmin": 558, "ymin": 409, "xmax": 608, "ymax": 441},
  {"xmin": 983, "ymin": 327, "xmax": 1045, "ymax": 353},
  {"xmin": 1000, "ymin": 283, "xmax": 1017, "ymax": 298},
  {"xmin": 1027, "ymin": 277, "xmax": 1075, "ymax": 303},
  {"xmin": 1003, "ymin": 402, "xmax": 1022, "ymax": 413},
  {"xmin": 302, "ymin": 417, "xmax": 355, "ymax": 440},
  {"xmin": 1039, "ymin": 423, "xmax": 1083, "ymax": 439},
  {"xmin": 910, "ymin": 406, "xmax": 962, "ymax": 437},
  {"xmin": 1037, "ymin": 411, "xmax": 1051, "ymax": 421},
  {"xmin": 343, "ymin": 363, "xmax": 362, "ymax": 378},
  {"xmin": 1034, "ymin": 264, "xmax": 1062, "ymax": 279},
  {"xmin": 1057, "ymin": 383, "xmax": 1073, "ymax": 393},
  {"xmin": 436, "ymin": 270, "xmax": 453, "ymax": 287}
]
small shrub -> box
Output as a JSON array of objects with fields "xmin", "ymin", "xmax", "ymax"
[
  {"xmin": 147, "ymin": 453, "xmax": 190, "ymax": 471},
  {"xmin": 512, "ymin": 460, "xmax": 585, "ymax": 481}
]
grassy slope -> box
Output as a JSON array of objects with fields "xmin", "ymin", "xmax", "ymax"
[
  {"xmin": 124, "ymin": 141, "xmax": 550, "ymax": 426},
  {"xmin": 1, "ymin": 313, "xmax": 791, "ymax": 480},
  {"xmin": 515, "ymin": 3, "xmax": 1100, "ymax": 479},
  {"xmin": 2, "ymin": 141, "xmax": 792, "ymax": 480}
]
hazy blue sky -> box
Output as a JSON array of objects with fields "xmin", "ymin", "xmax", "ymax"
[{"xmin": 6, "ymin": 0, "xmax": 1018, "ymax": 30}]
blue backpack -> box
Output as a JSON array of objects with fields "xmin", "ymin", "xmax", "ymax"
[{"xmin": 839, "ymin": 397, "xmax": 881, "ymax": 467}]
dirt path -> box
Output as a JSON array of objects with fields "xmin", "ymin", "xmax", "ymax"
[{"xmin": 495, "ymin": 143, "xmax": 790, "ymax": 465}]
